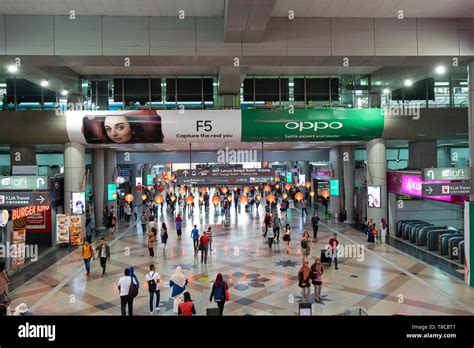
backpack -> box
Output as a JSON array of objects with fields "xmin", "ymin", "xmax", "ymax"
[
  {"xmin": 147, "ymin": 272, "xmax": 157, "ymax": 292},
  {"xmin": 301, "ymin": 239, "xmax": 308, "ymax": 249},
  {"xmin": 214, "ymin": 284, "xmax": 224, "ymax": 301},
  {"xmin": 129, "ymin": 276, "xmax": 139, "ymax": 298}
]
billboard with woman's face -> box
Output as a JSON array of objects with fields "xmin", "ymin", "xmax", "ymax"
[
  {"xmin": 367, "ymin": 186, "xmax": 381, "ymax": 208},
  {"xmin": 81, "ymin": 110, "xmax": 164, "ymax": 144}
]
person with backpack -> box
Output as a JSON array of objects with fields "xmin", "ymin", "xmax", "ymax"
[
  {"xmin": 80, "ymin": 240, "xmax": 94, "ymax": 279},
  {"xmin": 191, "ymin": 225, "xmax": 200, "ymax": 253},
  {"xmin": 146, "ymin": 264, "xmax": 161, "ymax": 314},
  {"xmin": 311, "ymin": 213, "xmax": 320, "ymax": 241},
  {"xmin": 147, "ymin": 227, "xmax": 157, "ymax": 257},
  {"xmin": 298, "ymin": 260, "xmax": 311, "ymax": 301},
  {"xmin": 310, "ymin": 257, "xmax": 324, "ymax": 303},
  {"xmin": 169, "ymin": 266, "xmax": 188, "ymax": 314},
  {"xmin": 209, "ymin": 273, "xmax": 229, "ymax": 316},
  {"xmin": 273, "ymin": 214, "xmax": 281, "ymax": 243},
  {"xmin": 160, "ymin": 223, "xmax": 169, "ymax": 249},
  {"xmin": 178, "ymin": 292, "xmax": 196, "ymax": 316},
  {"xmin": 300, "ymin": 231, "xmax": 312, "ymax": 261},
  {"xmin": 263, "ymin": 212, "xmax": 272, "ymax": 237},
  {"xmin": 118, "ymin": 268, "xmax": 138, "ymax": 316},
  {"xmin": 175, "ymin": 214, "xmax": 183, "ymax": 240}
]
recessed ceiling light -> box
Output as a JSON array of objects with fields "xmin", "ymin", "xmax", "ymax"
[
  {"xmin": 7, "ymin": 65, "xmax": 18, "ymax": 73},
  {"xmin": 435, "ymin": 65, "xmax": 446, "ymax": 74},
  {"xmin": 61, "ymin": 89, "xmax": 68, "ymax": 96},
  {"xmin": 40, "ymin": 79, "xmax": 49, "ymax": 87},
  {"xmin": 382, "ymin": 88, "xmax": 390, "ymax": 94},
  {"xmin": 404, "ymin": 79, "xmax": 413, "ymax": 87}
]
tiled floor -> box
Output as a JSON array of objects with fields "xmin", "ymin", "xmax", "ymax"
[{"xmin": 8, "ymin": 203, "xmax": 474, "ymax": 316}]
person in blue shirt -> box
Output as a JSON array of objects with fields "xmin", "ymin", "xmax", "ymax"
[
  {"xmin": 191, "ymin": 225, "xmax": 200, "ymax": 253},
  {"xmin": 128, "ymin": 266, "xmax": 140, "ymax": 289}
]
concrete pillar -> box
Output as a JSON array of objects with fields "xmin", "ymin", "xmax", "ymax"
[
  {"xmin": 366, "ymin": 138, "xmax": 387, "ymax": 233},
  {"xmin": 329, "ymin": 147, "xmax": 342, "ymax": 216},
  {"xmin": 104, "ymin": 150, "xmax": 117, "ymax": 205},
  {"xmin": 408, "ymin": 140, "xmax": 437, "ymax": 169},
  {"xmin": 92, "ymin": 149, "xmax": 105, "ymax": 228},
  {"xmin": 342, "ymin": 145, "xmax": 355, "ymax": 222},
  {"xmin": 64, "ymin": 142, "xmax": 85, "ymax": 215},
  {"xmin": 299, "ymin": 161, "xmax": 311, "ymax": 185},
  {"xmin": 10, "ymin": 146, "xmax": 37, "ymax": 175},
  {"xmin": 437, "ymin": 146, "xmax": 451, "ymax": 168},
  {"xmin": 131, "ymin": 164, "xmax": 141, "ymax": 204}
]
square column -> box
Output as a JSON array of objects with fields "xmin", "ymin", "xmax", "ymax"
[{"xmin": 366, "ymin": 138, "xmax": 387, "ymax": 236}]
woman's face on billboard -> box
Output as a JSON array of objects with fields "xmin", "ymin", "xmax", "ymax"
[{"xmin": 104, "ymin": 116, "xmax": 132, "ymax": 143}]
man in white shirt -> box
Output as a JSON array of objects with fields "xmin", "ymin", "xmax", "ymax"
[
  {"xmin": 118, "ymin": 268, "xmax": 136, "ymax": 316},
  {"xmin": 147, "ymin": 216, "xmax": 158, "ymax": 236},
  {"xmin": 146, "ymin": 264, "xmax": 161, "ymax": 314}
]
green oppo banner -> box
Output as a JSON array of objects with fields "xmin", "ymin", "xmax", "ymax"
[{"xmin": 241, "ymin": 109, "xmax": 384, "ymax": 142}]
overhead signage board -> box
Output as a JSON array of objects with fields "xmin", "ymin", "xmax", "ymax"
[
  {"xmin": 176, "ymin": 168, "xmax": 275, "ymax": 185},
  {"xmin": 423, "ymin": 167, "xmax": 470, "ymax": 181},
  {"xmin": 66, "ymin": 109, "xmax": 384, "ymax": 145},
  {"xmin": 0, "ymin": 176, "xmax": 49, "ymax": 190},
  {"xmin": 422, "ymin": 183, "xmax": 472, "ymax": 196},
  {"xmin": 0, "ymin": 192, "xmax": 50, "ymax": 207}
]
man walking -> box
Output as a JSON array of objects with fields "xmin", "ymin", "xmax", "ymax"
[
  {"xmin": 328, "ymin": 233, "xmax": 339, "ymax": 270},
  {"xmin": 146, "ymin": 264, "xmax": 161, "ymax": 314},
  {"xmin": 118, "ymin": 268, "xmax": 137, "ymax": 316},
  {"xmin": 95, "ymin": 238, "xmax": 110, "ymax": 276},
  {"xmin": 301, "ymin": 199, "xmax": 308, "ymax": 217},
  {"xmin": 199, "ymin": 232, "xmax": 211, "ymax": 264},
  {"xmin": 311, "ymin": 213, "xmax": 320, "ymax": 241},
  {"xmin": 191, "ymin": 225, "xmax": 200, "ymax": 253}
]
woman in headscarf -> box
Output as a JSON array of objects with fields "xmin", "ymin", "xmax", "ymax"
[
  {"xmin": 169, "ymin": 266, "xmax": 188, "ymax": 313},
  {"xmin": 128, "ymin": 267, "xmax": 140, "ymax": 289},
  {"xmin": 380, "ymin": 218, "xmax": 388, "ymax": 240},
  {"xmin": 209, "ymin": 273, "xmax": 229, "ymax": 316},
  {"xmin": 298, "ymin": 260, "xmax": 311, "ymax": 301},
  {"xmin": 310, "ymin": 257, "xmax": 324, "ymax": 303}
]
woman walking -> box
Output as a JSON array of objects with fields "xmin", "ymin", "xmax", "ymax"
[
  {"xmin": 161, "ymin": 222, "xmax": 169, "ymax": 249},
  {"xmin": 310, "ymin": 257, "xmax": 324, "ymax": 303},
  {"xmin": 108, "ymin": 212, "xmax": 116, "ymax": 235},
  {"xmin": 147, "ymin": 227, "xmax": 157, "ymax": 257},
  {"xmin": 300, "ymin": 230, "xmax": 312, "ymax": 261},
  {"xmin": 283, "ymin": 223, "xmax": 291, "ymax": 254},
  {"xmin": 267, "ymin": 225, "xmax": 275, "ymax": 249},
  {"xmin": 178, "ymin": 292, "xmax": 196, "ymax": 316},
  {"xmin": 80, "ymin": 240, "xmax": 94, "ymax": 278},
  {"xmin": 209, "ymin": 273, "xmax": 229, "ymax": 316},
  {"xmin": 169, "ymin": 266, "xmax": 188, "ymax": 314},
  {"xmin": 298, "ymin": 260, "xmax": 311, "ymax": 301},
  {"xmin": 175, "ymin": 214, "xmax": 183, "ymax": 240}
]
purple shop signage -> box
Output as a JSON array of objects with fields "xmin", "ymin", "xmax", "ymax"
[{"xmin": 387, "ymin": 171, "xmax": 468, "ymax": 205}]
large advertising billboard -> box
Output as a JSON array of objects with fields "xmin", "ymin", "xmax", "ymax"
[{"xmin": 66, "ymin": 109, "xmax": 384, "ymax": 144}]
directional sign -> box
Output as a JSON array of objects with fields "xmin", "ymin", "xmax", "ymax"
[
  {"xmin": 423, "ymin": 167, "xmax": 470, "ymax": 181},
  {"xmin": 0, "ymin": 176, "xmax": 49, "ymax": 190},
  {"xmin": 422, "ymin": 183, "xmax": 472, "ymax": 196},
  {"xmin": 176, "ymin": 168, "xmax": 275, "ymax": 185},
  {"xmin": 0, "ymin": 192, "xmax": 50, "ymax": 207}
]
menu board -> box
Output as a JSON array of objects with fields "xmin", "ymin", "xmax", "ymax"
[
  {"xmin": 56, "ymin": 214, "xmax": 83, "ymax": 245},
  {"xmin": 69, "ymin": 215, "xmax": 82, "ymax": 245},
  {"xmin": 56, "ymin": 214, "xmax": 70, "ymax": 244},
  {"xmin": 26, "ymin": 211, "xmax": 46, "ymax": 229},
  {"xmin": 11, "ymin": 229, "xmax": 26, "ymax": 268}
]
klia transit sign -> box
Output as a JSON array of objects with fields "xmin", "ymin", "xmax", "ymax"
[{"xmin": 66, "ymin": 109, "xmax": 384, "ymax": 145}]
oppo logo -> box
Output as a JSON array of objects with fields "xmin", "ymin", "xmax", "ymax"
[{"xmin": 285, "ymin": 121, "xmax": 343, "ymax": 132}]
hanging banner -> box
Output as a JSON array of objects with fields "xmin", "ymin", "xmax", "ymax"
[
  {"xmin": 66, "ymin": 109, "xmax": 384, "ymax": 144},
  {"xmin": 66, "ymin": 110, "xmax": 241, "ymax": 144},
  {"xmin": 241, "ymin": 109, "xmax": 384, "ymax": 142}
]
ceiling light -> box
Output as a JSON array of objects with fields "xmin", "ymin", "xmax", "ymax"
[
  {"xmin": 435, "ymin": 65, "xmax": 446, "ymax": 74},
  {"xmin": 40, "ymin": 80, "xmax": 49, "ymax": 87},
  {"xmin": 382, "ymin": 88, "xmax": 390, "ymax": 94},
  {"xmin": 61, "ymin": 89, "xmax": 68, "ymax": 96},
  {"xmin": 404, "ymin": 79, "xmax": 412, "ymax": 87},
  {"xmin": 434, "ymin": 81, "xmax": 449, "ymax": 86},
  {"xmin": 7, "ymin": 65, "xmax": 18, "ymax": 73}
]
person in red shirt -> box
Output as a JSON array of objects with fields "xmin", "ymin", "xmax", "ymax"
[
  {"xmin": 199, "ymin": 232, "xmax": 211, "ymax": 264},
  {"xmin": 178, "ymin": 292, "xmax": 196, "ymax": 316},
  {"xmin": 328, "ymin": 233, "xmax": 339, "ymax": 270}
]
